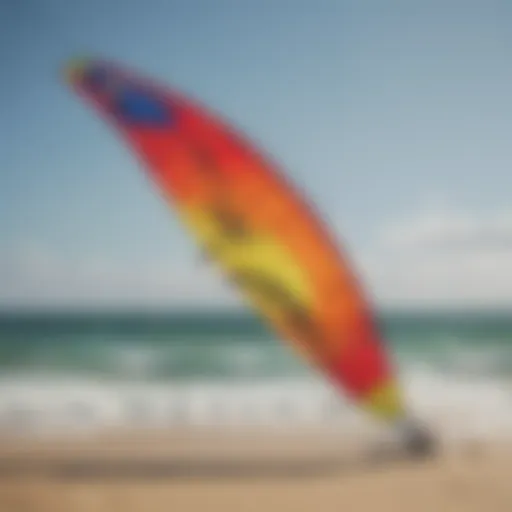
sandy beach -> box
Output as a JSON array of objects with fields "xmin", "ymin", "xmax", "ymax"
[{"xmin": 0, "ymin": 431, "xmax": 510, "ymax": 512}]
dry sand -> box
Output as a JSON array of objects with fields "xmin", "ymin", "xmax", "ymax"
[{"xmin": 0, "ymin": 430, "xmax": 510, "ymax": 512}]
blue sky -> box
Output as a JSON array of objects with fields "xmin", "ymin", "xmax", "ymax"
[{"xmin": 3, "ymin": 0, "xmax": 512, "ymax": 309}]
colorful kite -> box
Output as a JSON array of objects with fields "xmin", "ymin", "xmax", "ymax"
[{"xmin": 64, "ymin": 57, "xmax": 433, "ymax": 453}]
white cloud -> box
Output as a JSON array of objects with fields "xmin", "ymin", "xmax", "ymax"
[
  {"xmin": 377, "ymin": 208, "xmax": 512, "ymax": 251},
  {"xmin": 2, "ymin": 206, "xmax": 512, "ymax": 310},
  {"xmin": 360, "ymin": 207, "xmax": 512, "ymax": 307}
]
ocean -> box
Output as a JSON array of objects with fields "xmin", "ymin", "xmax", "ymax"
[{"xmin": 1, "ymin": 310, "xmax": 512, "ymax": 442}]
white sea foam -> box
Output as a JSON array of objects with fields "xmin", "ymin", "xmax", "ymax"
[{"xmin": 1, "ymin": 369, "xmax": 512, "ymax": 444}]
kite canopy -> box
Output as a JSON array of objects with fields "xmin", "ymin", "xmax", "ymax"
[{"xmin": 64, "ymin": 57, "xmax": 406, "ymax": 423}]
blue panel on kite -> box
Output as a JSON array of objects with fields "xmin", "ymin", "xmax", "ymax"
[{"xmin": 115, "ymin": 86, "xmax": 173, "ymax": 126}]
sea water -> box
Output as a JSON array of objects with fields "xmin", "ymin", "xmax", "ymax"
[{"xmin": 1, "ymin": 310, "xmax": 512, "ymax": 442}]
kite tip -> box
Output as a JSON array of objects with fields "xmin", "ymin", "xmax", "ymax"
[{"xmin": 62, "ymin": 56, "xmax": 93, "ymax": 84}]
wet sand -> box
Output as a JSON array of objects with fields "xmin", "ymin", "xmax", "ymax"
[{"xmin": 0, "ymin": 431, "xmax": 510, "ymax": 512}]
